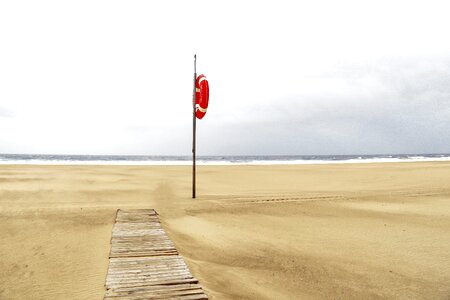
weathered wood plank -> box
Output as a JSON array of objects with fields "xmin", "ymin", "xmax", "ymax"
[
  {"xmin": 107, "ymin": 283, "xmax": 203, "ymax": 293},
  {"xmin": 105, "ymin": 288, "xmax": 206, "ymax": 298},
  {"xmin": 104, "ymin": 209, "xmax": 207, "ymax": 299},
  {"xmin": 106, "ymin": 271, "xmax": 192, "ymax": 280},
  {"xmin": 106, "ymin": 277, "xmax": 199, "ymax": 289}
]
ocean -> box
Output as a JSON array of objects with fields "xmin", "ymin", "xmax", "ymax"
[{"xmin": 0, "ymin": 154, "xmax": 450, "ymax": 165}]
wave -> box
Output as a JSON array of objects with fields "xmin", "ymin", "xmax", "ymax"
[{"xmin": 1, "ymin": 154, "xmax": 450, "ymax": 165}]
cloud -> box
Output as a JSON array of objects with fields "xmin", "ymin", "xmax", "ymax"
[
  {"xmin": 197, "ymin": 56, "xmax": 450, "ymax": 155},
  {"xmin": 1, "ymin": 1, "xmax": 450, "ymax": 155},
  {"xmin": 0, "ymin": 106, "xmax": 12, "ymax": 118}
]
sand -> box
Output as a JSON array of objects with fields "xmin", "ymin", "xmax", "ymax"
[{"xmin": 1, "ymin": 162, "xmax": 450, "ymax": 299}]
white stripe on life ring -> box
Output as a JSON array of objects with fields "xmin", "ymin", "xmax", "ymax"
[
  {"xmin": 199, "ymin": 76, "xmax": 207, "ymax": 84},
  {"xmin": 197, "ymin": 105, "xmax": 207, "ymax": 113},
  {"xmin": 196, "ymin": 88, "xmax": 200, "ymax": 92}
]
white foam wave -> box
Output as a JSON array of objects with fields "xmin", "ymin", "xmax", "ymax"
[{"xmin": 1, "ymin": 156, "xmax": 450, "ymax": 166}]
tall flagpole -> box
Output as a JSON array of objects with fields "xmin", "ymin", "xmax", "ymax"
[{"xmin": 192, "ymin": 54, "xmax": 197, "ymax": 199}]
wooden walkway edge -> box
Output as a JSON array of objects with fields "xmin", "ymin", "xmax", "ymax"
[{"xmin": 104, "ymin": 209, "xmax": 208, "ymax": 299}]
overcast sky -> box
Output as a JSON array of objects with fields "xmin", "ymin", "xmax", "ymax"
[{"xmin": 1, "ymin": 0, "xmax": 449, "ymax": 155}]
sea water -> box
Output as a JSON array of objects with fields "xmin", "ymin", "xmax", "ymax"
[{"xmin": 0, "ymin": 154, "xmax": 450, "ymax": 165}]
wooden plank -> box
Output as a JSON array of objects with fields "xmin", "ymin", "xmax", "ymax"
[
  {"xmin": 106, "ymin": 271, "xmax": 192, "ymax": 281},
  {"xmin": 104, "ymin": 209, "xmax": 208, "ymax": 299},
  {"xmin": 105, "ymin": 288, "xmax": 206, "ymax": 298},
  {"xmin": 108, "ymin": 283, "xmax": 203, "ymax": 293},
  {"xmin": 107, "ymin": 277, "xmax": 194, "ymax": 284}
]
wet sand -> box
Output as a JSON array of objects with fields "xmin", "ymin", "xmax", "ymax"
[{"xmin": 1, "ymin": 162, "xmax": 450, "ymax": 299}]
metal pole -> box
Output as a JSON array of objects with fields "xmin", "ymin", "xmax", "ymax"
[{"xmin": 192, "ymin": 54, "xmax": 197, "ymax": 198}]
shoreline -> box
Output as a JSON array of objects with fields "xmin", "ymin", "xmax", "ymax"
[{"xmin": 1, "ymin": 157, "xmax": 450, "ymax": 166}]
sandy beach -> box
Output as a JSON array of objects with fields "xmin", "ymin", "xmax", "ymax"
[{"xmin": 1, "ymin": 162, "xmax": 450, "ymax": 299}]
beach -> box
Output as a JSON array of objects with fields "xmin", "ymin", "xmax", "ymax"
[{"xmin": 1, "ymin": 162, "xmax": 450, "ymax": 299}]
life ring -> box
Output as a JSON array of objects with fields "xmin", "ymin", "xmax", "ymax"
[{"xmin": 195, "ymin": 74, "xmax": 209, "ymax": 119}]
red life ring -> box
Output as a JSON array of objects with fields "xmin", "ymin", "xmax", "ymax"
[{"xmin": 195, "ymin": 74, "xmax": 209, "ymax": 119}]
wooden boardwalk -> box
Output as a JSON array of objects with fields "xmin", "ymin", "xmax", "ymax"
[{"xmin": 104, "ymin": 209, "xmax": 208, "ymax": 299}]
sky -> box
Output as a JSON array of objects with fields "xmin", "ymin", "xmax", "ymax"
[{"xmin": 1, "ymin": 0, "xmax": 450, "ymax": 155}]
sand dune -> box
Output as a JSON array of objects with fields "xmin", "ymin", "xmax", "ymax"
[{"xmin": 1, "ymin": 162, "xmax": 450, "ymax": 299}]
